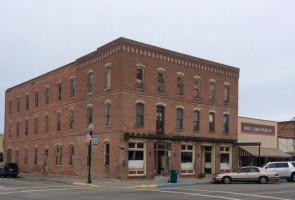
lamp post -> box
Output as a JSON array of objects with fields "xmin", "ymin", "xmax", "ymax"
[{"xmin": 87, "ymin": 123, "xmax": 94, "ymax": 184}]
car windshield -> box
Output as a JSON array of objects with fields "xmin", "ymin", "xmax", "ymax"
[
  {"xmin": 233, "ymin": 167, "xmax": 241, "ymax": 172},
  {"xmin": 261, "ymin": 163, "xmax": 268, "ymax": 168}
]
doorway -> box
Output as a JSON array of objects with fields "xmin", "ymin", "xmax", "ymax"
[
  {"xmin": 44, "ymin": 148, "xmax": 48, "ymax": 174},
  {"xmin": 156, "ymin": 106, "xmax": 165, "ymax": 134},
  {"xmin": 153, "ymin": 143, "xmax": 170, "ymax": 176},
  {"xmin": 202, "ymin": 146, "xmax": 214, "ymax": 174}
]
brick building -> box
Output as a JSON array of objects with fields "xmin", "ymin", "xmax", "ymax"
[
  {"xmin": 4, "ymin": 38, "xmax": 239, "ymax": 179},
  {"xmin": 278, "ymin": 119, "xmax": 295, "ymax": 160}
]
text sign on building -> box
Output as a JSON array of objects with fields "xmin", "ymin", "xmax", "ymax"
[{"xmin": 241, "ymin": 123, "xmax": 275, "ymax": 136}]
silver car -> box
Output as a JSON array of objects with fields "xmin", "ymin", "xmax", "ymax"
[{"xmin": 263, "ymin": 161, "xmax": 295, "ymax": 182}]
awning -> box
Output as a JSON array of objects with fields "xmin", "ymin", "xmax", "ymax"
[{"xmin": 239, "ymin": 146, "xmax": 291, "ymax": 158}]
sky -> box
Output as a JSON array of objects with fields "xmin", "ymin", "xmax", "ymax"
[{"xmin": 0, "ymin": 0, "xmax": 295, "ymax": 133}]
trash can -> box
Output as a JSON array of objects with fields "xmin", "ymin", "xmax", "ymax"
[{"xmin": 170, "ymin": 169, "xmax": 178, "ymax": 183}]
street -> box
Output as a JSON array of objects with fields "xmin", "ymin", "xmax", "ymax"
[{"xmin": 0, "ymin": 177, "xmax": 295, "ymax": 200}]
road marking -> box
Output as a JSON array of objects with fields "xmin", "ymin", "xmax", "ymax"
[
  {"xmin": 140, "ymin": 189, "xmax": 243, "ymax": 200},
  {"xmin": 172, "ymin": 188, "xmax": 293, "ymax": 200},
  {"xmin": 0, "ymin": 185, "xmax": 79, "ymax": 191},
  {"xmin": 0, "ymin": 187, "xmax": 94, "ymax": 195}
]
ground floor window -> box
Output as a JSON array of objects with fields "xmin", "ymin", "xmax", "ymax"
[
  {"xmin": 128, "ymin": 142, "xmax": 145, "ymax": 176},
  {"xmin": 55, "ymin": 145, "xmax": 62, "ymax": 166},
  {"xmin": 7, "ymin": 149, "xmax": 12, "ymax": 163},
  {"xmin": 181, "ymin": 144, "xmax": 194, "ymax": 174},
  {"xmin": 220, "ymin": 146, "xmax": 231, "ymax": 170}
]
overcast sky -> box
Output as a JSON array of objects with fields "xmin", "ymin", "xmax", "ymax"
[{"xmin": 1, "ymin": 0, "xmax": 295, "ymax": 133}]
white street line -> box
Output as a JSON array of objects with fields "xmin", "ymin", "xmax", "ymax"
[
  {"xmin": 140, "ymin": 189, "xmax": 243, "ymax": 200},
  {"xmin": 0, "ymin": 187, "xmax": 93, "ymax": 195},
  {"xmin": 0, "ymin": 185, "xmax": 80, "ymax": 191},
  {"xmin": 170, "ymin": 188, "xmax": 293, "ymax": 200}
]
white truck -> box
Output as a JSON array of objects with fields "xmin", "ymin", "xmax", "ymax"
[{"xmin": 263, "ymin": 161, "xmax": 295, "ymax": 182}]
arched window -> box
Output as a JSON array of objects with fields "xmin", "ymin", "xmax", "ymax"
[
  {"xmin": 209, "ymin": 81, "xmax": 215, "ymax": 100},
  {"xmin": 34, "ymin": 147, "xmax": 38, "ymax": 165},
  {"xmin": 158, "ymin": 71, "xmax": 165, "ymax": 93},
  {"xmin": 45, "ymin": 87, "xmax": 50, "ymax": 104},
  {"xmin": 7, "ymin": 149, "xmax": 12, "ymax": 163},
  {"xmin": 35, "ymin": 91, "xmax": 39, "ymax": 107},
  {"xmin": 8, "ymin": 123, "xmax": 12, "ymax": 137},
  {"xmin": 57, "ymin": 113, "xmax": 61, "ymax": 131},
  {"xmin": 194, "ymin": 78, "xmax": 200, "ymax": 98},
  {"xmin": 105, "ymin": 103, "xmax": 111, "ymax": 126},
  {"xmin": 16, "ymin": 121, "xmax": 20, "ymax": 136},
  {"xmin": 26, "ymin": 94, "xmax": 29, "ymax": 110},
  {"xmin": 224, "ymin": 114, "xmax": 229, "ymax": 134},
  {"xmin": 45, "ymin": 115, "xmax": 49, "ymax": 133},
  {"xmin": 70, "ymin": 78, "xmax": 75, "ymax": 98},
  {"xmin": 88, "ymin": 73, "xmax": 93, "ymax": 93},
  {"xmin": 55, "ymin": 145, "xmax": 62, "ymax": 166},
  {"xmin": 136, "ymin": 68, "xmax": 144, "ymax": 89},
  {"xmin": 24, "ymin": 147, "xmax": 28, "ymax": 165},
  {"xmin": 224, "ymin": 85, "xmax": 230, "ymax": 103},
  {"xmin": 104, "ymin": 142, "xmax": 110, "ymax": 167},
  {"xmin": 69, "ymin": 110, "xmax": 74, "ymax": 130},
  {"xmin": 176, "ymin": 108, "xmax": 183, "ymax": 129},
  {"xmin": 177, "ymin": 75, "xmax": 184, "ymax": 95},
  {"xmin": 193, "ymin": 110, "xmax": 200, "ymax": 131},
  {"xmin": 105, "ymin": 65, "xmax": 111, "ymax": 89},
  {"xmin": 57, "ymin": 83, "xmax": 62, "ymax": 101},
  {"xmin": 69, "ymin": 144, "xmax": 74, "ymax": 166},
  {"xmin": 9, "ymin": 100, "xmax": 12, "ymax": 114},
  {"xmin": 87, "ymin": 107, "xmax": 93, "ymax": 125},
  {"xmin": 34, "ymin": 117, "xmax": 38, "ymax": 134},
  {"xmin": 209, "ymin": 112, "xmax": 215, "ymax": 132},
  {"xmin": 136, "ymin": 103, "xmax": 144, "ymax": 126},
  {"xmin": 25, "ymin": 119, "xmax": 29, "ymax": 135},
  {"xmin": 17, "ymin": 97, "xmax": 20, "ymax": 112}
]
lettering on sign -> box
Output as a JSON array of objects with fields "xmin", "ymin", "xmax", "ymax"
[{"xmin": 241, "ymin": 123, "xmax": 275, "ymax": 136}]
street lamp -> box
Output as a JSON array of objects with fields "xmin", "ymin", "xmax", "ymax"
[{"xmin": 87, "ymin": 123, "xmax": 94, "ymax": 184}]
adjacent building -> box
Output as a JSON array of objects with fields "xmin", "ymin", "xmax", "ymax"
[
  {"xmin": 278, "ymin": 119, "xmax": 295, "ymax": 161},
  {"xmin": 0, "ymin": 134, "xmax": 3, "ymax": 162},
  {"xmin": 4, "ymin": 37, "xmax": 239, "ymax": 179},
  {"xmin": 238, "ymin": 117, "xmax": 291, "ymax": 167}
]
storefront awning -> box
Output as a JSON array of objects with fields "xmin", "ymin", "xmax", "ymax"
[{"xmin": 239, "ymin": 146, "xmax": 291, "ymax": 158}]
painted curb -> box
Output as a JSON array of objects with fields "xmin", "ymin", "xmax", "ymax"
[
  {"xmin": 134, "ymin": 182, "xmax": 201, "ymax": 189},
  {"xmin": 73, "ymin": 182, "xmax": 100, "ymax": 188},
  {"xmin": 133, "ymin": 184, "xmax": 157, "ymax": 189}
]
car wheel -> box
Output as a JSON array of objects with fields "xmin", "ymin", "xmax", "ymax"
[
  {"xmin": 13, "ymin": 175, "xmax": 17, "ymax": 178},
  {"xmin": 290, "ymin": 173, "xmax": 295, "ymax": 182},
  {"xmin": 222, "ymin": 176, "xmax": 231, "ymax": 184},
  {"xmin": 3, "ymin": 175, "xmax": 7, "ymax": 178},
  {"xmin": 259, "ymin": 176, "xmax": 268, "ymax": 184},
  {"xmin": 287, "ymin": 178, "xmax": 292, "ymax": 182}
]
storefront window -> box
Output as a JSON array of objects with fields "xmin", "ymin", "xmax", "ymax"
[
  {"xmin": 128, "ymin": 142, "xmax": 145, "ymax": 170},
  {"xmin": 220, "ymin": 146, "xmax": 231, "ymax": 170},
  {"xmin": 181, "ymin": 144, "xmax": 194, "ymax": 173}
]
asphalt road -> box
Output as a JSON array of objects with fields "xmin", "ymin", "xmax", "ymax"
[{"xmin": 0, "ymin": 177, "xmax": 294, "ymax": 200}]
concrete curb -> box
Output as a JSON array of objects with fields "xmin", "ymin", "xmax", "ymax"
[
  {"xmin": 134, "ymin": 182, "xmax": 201, "ymax": 189},
  {"xmin": 73, "ymin": 182, "xmax": 100, "ymax": 188}
]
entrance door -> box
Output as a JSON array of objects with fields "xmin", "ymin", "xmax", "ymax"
[
  {"xmin": 153, "ymin": 143, "xmax": 170, "ymax": 176},
  {"xmin": 44, "ymin": 149, "xmax": 48, "ymax": 174},
  {"xmin": 157, "ymin": 151, "xmax": 166, "ymax": 175},
  {"xmin": 202, "ymin": 146, "xmax": 213, "ymax": 174},
  {"xmin": 156, "ymin": 106, "xmax": 165, "ymax": 134}
]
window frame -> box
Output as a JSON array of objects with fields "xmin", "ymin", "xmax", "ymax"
[
  {"xmin": 69, "ymin": 110, "xmax": 74, "ymax": 130},
  {"xmin": 34, "ymin": 147, "xmax": 38, "ymax": 165},
  {"xmin": 55, "ymin": 145, "xmax": 62, "ymax": 166},
  {"xmin": 25, "ymin": 119, "xmax": 29, "ymax": 136},
  {"xmin": 105, "ymin": 103, "xmax": 111, "ymax": 126},
  {"xmin": 45, "ymin": 87, "xmax": 50, "ymax": 104},
  {"xmin": 17, "ymin": 97, "xmax": 20, "ymax": 112},
  {"xmin": 193, "ymin": 110, "xmax": 200, "ymax": 131},
  {"xmin": 105, "ymin": 65, "xmax": 111, "ymax": 89},
  {"xmin": 224, "ymin": 85, "xmax": 230, "ymax": 103},
  {"xmin": 16, "ymin": 121, "xmax": 20, "ymax": 137},
  {"xmin": 104, "ymin": 142, "xmax": 110, "ymax": 167},
  {"xmin": 34, "ymin": 117, "xmax": 38, "ymax": 134},
  {"xmin": 194, "ymin": 78, "xmax": 200, "ymax": 99},
  {"xmin": 158, "ymin": 71, "xmax": 165, "ymax": 93},
  {"xmin": 223, "ymin": 114, "xmax": 229, "ymax": 134},
  {"xmin": 57, "ymin": 83, "xmax": 62, "ymax": 101},
  {"xmin": 177, "ymin": 75, "xmax": 184, "ymax": 96},
  {"xmin": 9, "ymin": 100, "xmax": 12, "ymax": 114},
  {"xmin": 26, "ymin": 94, "xmax": 29, "ymax": 110},
  {"xmin": 57, "ymin": 112, "xmax": 61, "ymax": 132},
  {"xmin": 69, "ymin": 144, "xmax": 74, "ymax": 166},
  {"xmin": 88, "ymin": 73, "xmax": 93, "ymax": 93},
  {"xmin": 87, "ymin": 107, "xmax": 93, "ymax": 125},
  {"xmin": 136, "ymin": 67, "xmax": 144, "ymax": 89},
  {"xmin": 209, "ymin": 112, "xmax": 215, "ymax": 132},
  {"xmin": 70, "ymin": 78, "xmax": 75, "ymax": 98},
  {"xmin": 136, "ymin": 103, "xmax": 144, "ymax": 127},
  {"xmin": 45, "ymin": 115, "xmax": 49, "ymax": 133},
  {"xmin": 176, "ymin": 108, "xmax": 183, "ymax": 129},
  {"xmin": 35, "ymin": 91, "xmax": 39, "ymax": 107},
  {"xmin": 209, "ymin": 81, "xmax": 216, "ymax": 101}
]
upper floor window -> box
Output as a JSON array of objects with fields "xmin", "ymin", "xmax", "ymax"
[
  {"xmin": 224, "ymin": 85, "xmax": 230, "ymax": 103},
  {"xmin": 176, "ymin": 108, "xmax": 183, "ymax": 129},
  {"xmin": 70, "ymin": 79, "xmax": 75, "ymax": 98},
  {"xmin": 25, "ymin": 119, "xmax": 29, "ymax": 135},
  {"xmin": 209, "ymin": 112, "xmax": 215, "ymax": 132},
  {"xmin": 7, "ymin": 149, "xmax": 12, "ymax": 163},
  {"xmin": 209, "ymin": 81, "xmax": 215, "ymax": 100},
  {"xmin": 57, "ymin": 83, "xmax": 62, "ymax": 101},
  {"xmin": 158, "ymin": 71, "xmax": 165, "ymax": 93},
  {"xmin": 87, "ymin": 107, "xmax": 93, "ymax": 125},
  {"xmin": 88, "ymin": 73, "xmax": 93, "ymax": 93},
  {"xmin": 24, "ymin": 148, "xmax": 28, "ymax": 165},
  {"xmin": 45, "ymin": 115, "xmax": 49, "ymax": 133},
  {"xmin": 104, "ymin": 142, "xmax": 110, "ymax": 167},
  {"xmin": 35, "ymin": 91, "xmax": 39, "ymax": 107},
  {"xmin": 9, "ymin": 100, "xmax": 12, "ymax": 114},
  {"xmin": 17, "ymin": 97, "xmax": 20, "ymax": 112},
  {"xmin": 136, "ymin": 103, "xmax": 144, "ymax": 126},
  {"xmin": 57, "ymin": 112, "xmax": 61, "ymax": 132},
  {"xmin": 194, "ymin": 78, "xmax": 200, "ymax": 98},
  {"xmin": 105, "ymin": 65, "xmax": 111, "ymax": 89},
  {"xmin": 105, "ymin": 103, "xmax": 111, "ymax": 126},
  {"xmin": 16, "ymin": 121, "xmax": 20, "ymax": 137},
  {"xmin": 26, "ymin": 94, "xmax": 29, "ymax": 110},
  {"xmin": 136, "ymin": 67, "xmax": 144, "ymax": 89},
  {"xmin": 193, "ymin": 110, "xmax": 200, "ymax": 131},
  {"xmin": 8, "ymin": 123, "xmax": 12, "ymax": 137},
  {"xmin": 177, "ymin": 74, "xmax": 184, "ymax": 95},
  {"xmin": 45, "ymin": 87, "xmax": 50, "ymax": 104},
  {"xmin": 224, "ymin": 114, "xmax": 229, "ymax": 134},
  {"xmin": 69, "ymin": 144, "xmax": 74, "ymax": 166},
  {"xmin": 34, "ymin": 117, "xmax": 38, "ymax": 134},
  {"xmin": 55, "ymin": 145, "xmax": 62, "ymax": 166},
  {"xmin": 69, "ymin": 110, "xmax": 74, "ymax": 130},
  {"xmin": 34, "ymin": 147, "xmax": 38, "ymax": 165}
]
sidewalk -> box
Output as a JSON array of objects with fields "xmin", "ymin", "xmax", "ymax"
[{"xmin": 19, "ymin": 173, "xmax": 213, "ymax": 188}]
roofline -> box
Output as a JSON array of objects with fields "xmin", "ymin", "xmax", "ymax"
[{"xmin": 238, "ymin": 116, "xmax": 278, "ymax": 123}]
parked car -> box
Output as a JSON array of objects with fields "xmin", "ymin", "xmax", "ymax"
[
  {"xmin": 213, "ymin": 166, "xmax": 279, "ymax": 184},
  {"xmin": 262, "ymin": 161, "xmax": 295, "ymax": 182},
  {"xmin": 0, "ymin": 162, "xmax": 19, "ymax": 178}
]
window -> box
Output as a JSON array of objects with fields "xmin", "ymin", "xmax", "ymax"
[
  {"xmin": 17, "ymin": 97, "xmax": 20, "ymax": 112},
  {"xmin": 105, "ymin": 66, "xmax": 111, "ymax": 89},
  {"xmin": 45, "ymin": 115, "xmax": 49, "ymax": 133},
  {"xmin": 194, "ymin": 78, "xmax": 200, "ymax": 98},
  {"xmin": 24, "ymin": 148, "xmax": 28, "ymax": 165},
  {"xmin": 34, "ymin": 147, "xmax": 38, "ymax": 165},
  {"xmin": 8, "ymin": 123, "xmax": 11, "ymax": 137},
  {"xmin": 249, "ymin": 167, "xmax": 259, "ymax": 173},
  {"xmin": 34, "ymin": 117, "xmax": 38, "ymax": 134},
  {"xmin": 15, "ymin": 150, "xmax": 19, "ymax": 165},
  {"xmin": 239, "ymin": 168, "xmax": 250, "ymax": 173},
  {"xmin": 193, "ymin": 110, "xmax": 200, "ymax": 131},
  {"xmin": 136, "ymin": 103, "xmax": 144, "ymax": 126},
  {"xmin": 176, "ymin": 108, "xmax": 183, "ymax": 129},
  {"xmin": 209, "ymin": 112, "xmax": 215, "ymax": 132},
  {"xmin": 209, "ymin": 81, "xmax": 215, "ymax": 100},
  {"xmin": 55, "ymin": 145, "xmax": 62, "ymax": 165},
  {"xmin": 105, "ymin": 103, "xmax": 111, "ymax": 126},
  {"xmin": 35, "ymin": 91, "xmax": 39, "ymax": 107},
  {"xmin": 57, "ymin": 83, "xmax": 62, "ymax": 101},
  {"xmin": 26, "ymin": 94, "xmax": 29, "ymax": 110},
  {"xmin": 16, "ymin": 121, "xmax": 20, "ymax": 136},
  {"xmin": 277, "ymin": 163, "xmax": 289, "ymax": 168},
  {"xmin": 128, "ymin": 142, "xmax": 145, "ymax": 170},
  {"xmin": 224, "ymin": 85, "xmax": 229, "ymax": 102},
  {"xmin": 7, "ymin": 149, "xmax": 12, "ymax": 163},
  {"xmin": 45, "ymin": 87, "xmax": 50, "ymax": 104},
  {"xmin": 181, "ymin": 144, "xmax": 194, "ymax": 172},
  {"xmin": 57, "ymin": 113, "xmax": 61, "ymax": 132},
  {"xmin": 69, "ymin": 144, "xmax": 74, "ymax": 165},
  {"xmin": 88, "ymin": 73, "xmax": 93, "ymax": 93},
  {"xmin": 9, "ymin": 100, "xmax": 12, "ymax": 114},
  {"xmin": 177, "ymin": 75, "xmax": 184, "ymax": 95},
  {"xmin": 70, "ymin": 79, "xmax": 75, "ymax": 98},
  {"xmin": 104, "ymin": 143, "xmax": 110, "ymax": 167},
  {"xmin": 69, "ymin": 110, "xmax": 74, "ymax": 130},
  {"xmin": 158, "ymin": 72, "xmax": 164, "ymax": 93},
  {"xmin": 224, "ymin": 114, "xmax": 229, "ymax": 134},
  {"xmin": 87, "ymin": 107, "xmax": 92, "ymax": 125},
  {"xmin": 136, "ymin": 68, "xmax": 144, "ymax": 89},
  {"xmin": 25, "ymin": 119, "xmax": 29, "ymax": 136},
  {"xmin": 220, "ymin": 146, "xmax": 231, "ymax": 170}
]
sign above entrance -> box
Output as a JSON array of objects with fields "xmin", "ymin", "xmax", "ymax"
[{"xmin": 241, "ymin": 123, "xmax": 275, "ymax": 136}]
